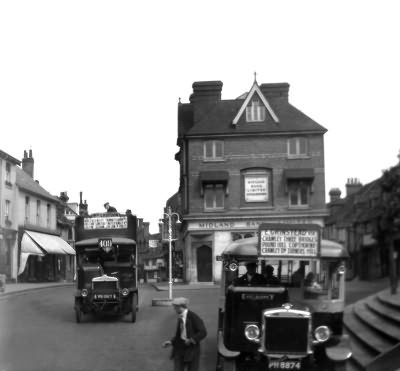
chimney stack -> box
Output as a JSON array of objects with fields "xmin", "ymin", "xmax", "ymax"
[
  {"xmin": 22, "ymin": 149, "xmax": 34, "ymax": 178},
  {"xmin": 346, "ymin": 178, "xmax": 362, "ymax": 197},
  {"xmin": 79, "ymin": 192, "xmax": 88, "ymax": 215},
  {"xmin": 329, "ymin": 188, "xmax": 342, "ymax": 202},
  {"xmin": 189, "ymin": 81, "xmax": 223, "ymax": 104}
]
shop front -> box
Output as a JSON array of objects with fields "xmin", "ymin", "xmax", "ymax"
[
  {"xmin": 183, "ymin": 217, "xmax": 324, "ymax": 283},
  {"xmin": 18, "ymin": 230, "xmax": 75, "ymax": 282}
]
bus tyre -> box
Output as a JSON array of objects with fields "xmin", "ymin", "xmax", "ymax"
[{"xmin": 130, "ymin": 293, "xmax": 137, "ymax": 323}]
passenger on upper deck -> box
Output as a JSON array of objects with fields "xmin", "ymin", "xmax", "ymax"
[
  {"xmin": 104, "ymin": 202, "xmax": 117, "ymax": 213},
  {"xmin": 263, "ymin": 265, "xmax": 280, "ymax": 285},
  {"xmin": 234, "ymin": 262, "xmax": 267, "ymax": 286}
]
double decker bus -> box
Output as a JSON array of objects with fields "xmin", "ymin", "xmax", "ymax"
[{"xmin": 74, "ymin": 212, "xmax": 138, "ymax": 323}]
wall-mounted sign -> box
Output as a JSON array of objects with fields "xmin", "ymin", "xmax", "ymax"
[
  {"xmin": 149, "ymin": 240, "xmax": 159, "ymax": 248},
  {"xmin": 259, "ymin": 223, "xmax": 320, "ymax": 258},
  {"xmin": 245, "ymin": 176, "xmax": 268, "ymax": 202},
  {"xmin": 84, "ymin": 216, "xmax": 128, "ymax": 230}
]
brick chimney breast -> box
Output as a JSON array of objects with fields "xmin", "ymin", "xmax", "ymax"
[
  {"xmin": 22, "ymin": 149, "xmax": 34, "ymax": 178},
  {"xmin": 190, "ymin": 81, "xmax": 223, "ymax": 103},
  {"xmin": 260, "ymin": 83, "xmax": 290, "ymax": 100},
  {"xmin": 346, "ymin": 178, "xmax": 362, "ymax": 197}
]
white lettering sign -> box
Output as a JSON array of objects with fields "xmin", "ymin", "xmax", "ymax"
[
  {"xmin": 245, "ymin": 176, "xmax": 268, "ymax": 202},
  {"xmin": 84, "ymin": 216, "xmax": 128, "ymax": 230},
  {"xmin": 260, "ymin": 229, "xmax": 319, "ymax": 257},
  {"xmin": 188, "ymin": 219, "xmax": 323, "ymax": 231},
  {"xmin": 149, "ymin": 240, "xmax": 159, "ymax": 248}
]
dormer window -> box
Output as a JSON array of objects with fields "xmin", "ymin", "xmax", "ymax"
[{"xmin": 246, "ymin": 99, "xmax": 266, "ymax": 122}]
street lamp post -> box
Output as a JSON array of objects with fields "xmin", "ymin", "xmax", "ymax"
[{"xmin": 160, "ymin": 206, "xmax": 181, "ymax": 301}]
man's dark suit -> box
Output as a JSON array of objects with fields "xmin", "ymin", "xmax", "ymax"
[{"xmin": 171, "ymin": 310, "xmax": 207, "ymax": 371}]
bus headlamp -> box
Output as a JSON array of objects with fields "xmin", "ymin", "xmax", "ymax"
[
  {"xmin": 337, "ymin": 265, "xmax": 346, "ymax": 275},
  {"xmin": 244, "ymin": 324, "xmax": 260, "ymax": 342},
  {"xmin": 81, "ymin": 289, "xmax": 88, "ymax": 297},
  {"xmin": 314, "ymin": 326, "xmax": 331, "ymax": 342},
  {"xmin": 121, "ymin": 288, "xmax": 129, "ymax": 296}
]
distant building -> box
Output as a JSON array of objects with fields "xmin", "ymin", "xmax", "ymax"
[
  {"xmin": 324, "ymin": 174, "xmax": 395, "ymax": 280},
  {"xmin": 0, "ymin": 149, "xmax": 76, "ymax": 282},
  {"xmin": 0, "ymin": 150, "xmax": 21, "ymax": 279},
  {"xmin": 175, "ymin": 79, "xmax": 328, "ymax": 283}
]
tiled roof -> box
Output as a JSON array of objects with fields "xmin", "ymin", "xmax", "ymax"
[
  {"xmin": 0, "ymin": 149, "xmax": 21, "ymax": 165},
  {"xmin": 181, "ymin": 95, "xmax": 327, "ymax": 137},
  {"xmin": 326, "ymin": 179, "xmax": 382, "ymax": 226},
  {"xmin": 16, "ymin": 167, "xmax": 59, "ymax": 202}
]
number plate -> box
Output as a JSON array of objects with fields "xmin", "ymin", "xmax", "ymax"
[
  {"xmin": 94, "ymin": 294, "xmax": 114, "ymax": 299},
  {"xmin": 268, "ymin": 360, "xmax": 301, "ymax": 370}
]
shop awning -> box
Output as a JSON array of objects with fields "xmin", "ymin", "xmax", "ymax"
[
  {"xmin": 199, "ymin": 171, "xmax": 229, "ymax": 184},
  {"xmin": 25, "ymin": 231, "xmax": 76, "ymax": 255},
  {"xmin": 284, "ymin": 168, "xmax": 315, "ymax": 180},
  {"xmin": 21, "ymin": 233, "xmax": 45, "ymax": 255}
]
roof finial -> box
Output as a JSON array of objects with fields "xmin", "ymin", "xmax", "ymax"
[{"xmin": 254, "ymin": 71, "xmax": 257, "ymax": 83}]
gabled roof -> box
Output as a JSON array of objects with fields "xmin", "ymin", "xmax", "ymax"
[
  {"xmin": 16, "ymin": 167, "xmax": 58, "ymax": 203},
  {"xmin": 180, "ymin": 82, "xmax": 327, "ymax": 137},
  {"xmin": 232, "ymin": 82, "xmax": 279, "ymax": 125}
]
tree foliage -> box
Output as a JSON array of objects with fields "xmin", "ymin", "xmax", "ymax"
[{"xmin": 377, "ymin": 165, "xmax": 400, "ymax": 236}]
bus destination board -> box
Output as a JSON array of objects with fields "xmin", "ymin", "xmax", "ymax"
[
  {"xmin": 259, "ymin": 224, "xmax": 320, "ymax": 258},
  {"xmin": 84, "ymin": 216, "xmax": 128, "ymax": 230}
]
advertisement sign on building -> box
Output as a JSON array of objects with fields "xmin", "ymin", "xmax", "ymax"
[
  {"xmin": 149, "ymin": 240, "xmax": 159, "ymax": 248},
  {"xmin": 245, "ymin": 175, "xmax": 268, "ymax": 202},
  {"xmin": 259, "ymin": 223, "xmax": 320, "ymax": 258}
]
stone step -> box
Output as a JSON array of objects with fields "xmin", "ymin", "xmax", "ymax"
[
  {"xmin": 344, "ymin": 305, "xmax": 393, "ymax": 353},
  {"xmin": 365, "ymin": 295, "xmax": 400, "ymax": 326},
  {"xmin": 377, "ymin": 291, "xmax": 400, "ymax": 311},
  {"xmin": 353, "ymin": 301, "xmax": 400, "ymax": 342},
  {"xmin": 344, "ymin": 326, "xmax": 376, "ymax": 370}
]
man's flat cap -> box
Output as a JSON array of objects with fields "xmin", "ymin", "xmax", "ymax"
[
  {"xmin": 104, "ymin": 202, "xmax": 109, "ymax": 207},
  {"xmin": 172, "ymin": 297, "xmax": 189, "ymax": 306}
]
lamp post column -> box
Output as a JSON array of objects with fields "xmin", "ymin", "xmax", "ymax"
[
  {"xmin": 161, "ymin": 206, "xmax": 181, "ymax": 302},
  {"xmin": 168, "ymin": 215, "xmax": 173, "ymax": 300}
]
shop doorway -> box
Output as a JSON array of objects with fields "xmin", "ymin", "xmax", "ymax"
[{"xmin": 196, "ymin": 245, "xmax": 212, "ymax": 282}]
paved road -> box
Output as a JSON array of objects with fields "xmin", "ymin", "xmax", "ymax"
[{"xmin": 0, "ymin": 284, "xmax": 219, "ymax": 371}]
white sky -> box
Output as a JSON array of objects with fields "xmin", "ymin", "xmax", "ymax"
[{"xmin": 1, "ymin": 1, "xmax": 399, "ymax": 233}]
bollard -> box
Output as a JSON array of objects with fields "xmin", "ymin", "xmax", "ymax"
[{"xmin": 0, "ymin": 274, "xmax": 6, "ymax": 293}]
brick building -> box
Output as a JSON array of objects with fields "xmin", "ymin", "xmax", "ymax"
[{"xmin": 175, "ymin": 80, "xmax": 329, "ymax": 283}]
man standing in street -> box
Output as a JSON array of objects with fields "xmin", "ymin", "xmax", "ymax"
[{"xmin": 162, "ymin": 297, "xmax": 207, "ymax": 371}]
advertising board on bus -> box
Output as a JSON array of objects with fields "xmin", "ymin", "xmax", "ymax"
[{"xmin": 258, "ymin": 223, "xmax": 321, "ymax": 259}]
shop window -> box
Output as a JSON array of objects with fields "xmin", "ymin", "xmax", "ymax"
[
  {"xmin": 204, "ymin": 184, "xmax": 225, "ymax": 210},
  {"xmin": 204, "ymin": 140, "xmax": 224, "ymax": 161},
  {"xmin": 232, "ymin": 232, "xmax": 256, "ymax": 241}
]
